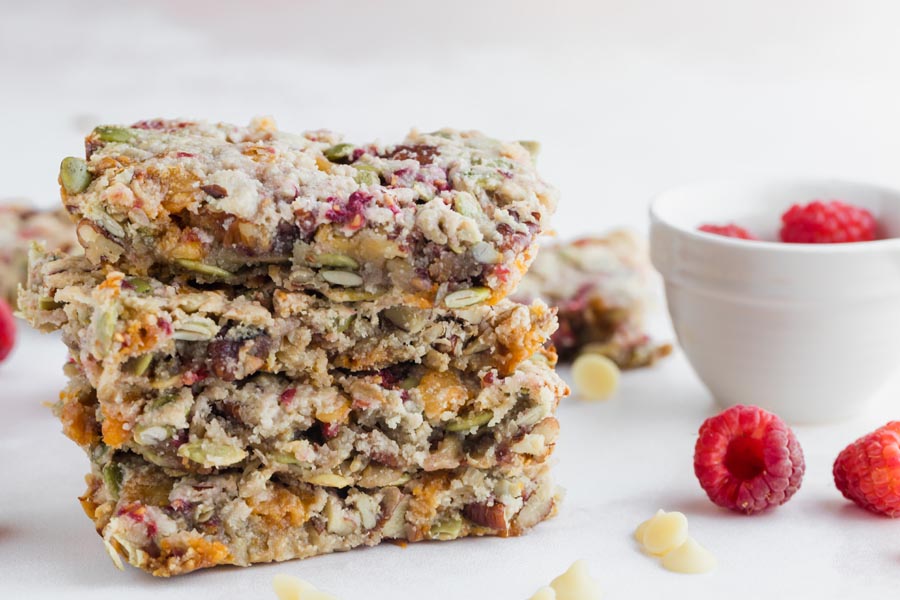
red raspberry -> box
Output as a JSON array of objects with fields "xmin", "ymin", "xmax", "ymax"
[
  {"xmin": 697, "ymin": 223, "xmax": 757, "ymax": 240},
  {"xmin": 833, "ymin": 422, "xmax": 900, "ymax": 517},
  {"xmin": 0, "ymin": 299, "xmax": 15, "ymax": 363},
  {"xmin": 779, "ymin": 200, "xmax": 877, "ymax": 243},
  {"xmin": 694, "ymin": 405, "xmax": 805, "ymax": 514}
]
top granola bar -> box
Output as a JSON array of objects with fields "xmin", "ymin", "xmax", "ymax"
[{"xmin": 60, "ymin": 118, "xmax": 558, "ymax": 307}]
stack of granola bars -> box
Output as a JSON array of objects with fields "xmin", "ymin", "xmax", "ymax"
[{"xmin": 20, "ymin": 118, "xmax": 567, "ymax": 576}]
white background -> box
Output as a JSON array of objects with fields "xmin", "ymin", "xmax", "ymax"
[{"xmin": 2, "ymin": 0, "xmax": 900, "ymax": 597}]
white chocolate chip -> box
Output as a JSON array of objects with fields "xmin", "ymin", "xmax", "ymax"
[
  {"xmin": 634, "ymin": 511, "xmax": 717, "ymax": 575},
  {"xmin": 572, "ymin": 354, "xmax": 620, "ymax": 401},
  {"xmin": 529, "ymin": 586, "xmax": 557, "ymax": 600},
  {"xmin": 549, "ymin": 560, "xmax": 603, "ymax": 600},
  {"xmin": 661, "ymin": 537, "xmax": 717, "ymax": 574},
  {"xmin": 640, "ymin": 510, "xmax": 689, "ymax": 556},
  {"xmin": 273, "ymin": 574, "xmax": 315, "ymax": 600},
  {"xmin": 272, "ymin": 574, "xmax": 340, "ymax": 600},
  {"xmin": 634, "ymin": 509, "xmax": 665, "ymax": 543}
]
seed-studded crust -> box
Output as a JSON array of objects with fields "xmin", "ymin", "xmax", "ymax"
[
  {"xmin": 21, "ymin": 250, "xmax": 557, "ymax": 387},
  {"xmin": 0, "ymin": 203, "xmax": 79, "ymax": 306},
  {"xmin": 60, "ymin": 118, "xmax": 558, "ymax": 306},
  {"xmin": 81, "ymin": 454, "xmax": 560, "ymax": 576},
  {"xmin": 512, "ymin": 231, "xmax": 672, "ymax": 368}
]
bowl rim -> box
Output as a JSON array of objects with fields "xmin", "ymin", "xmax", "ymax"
[{"xmin": 649, "ymin": 176, "xmax": 900, "ymax": 254}]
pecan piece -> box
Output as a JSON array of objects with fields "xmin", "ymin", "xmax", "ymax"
[
  {"xmin": 76, "ymin": 219, "xmax": 124, "ymax": 264},
  {"xmin": 387, "ymin": 144, "xmax": 438, "ymax": 165},
  {"xmin": 463, "ymin": 502, "xmax": 508, "ymax": 531},
  {"xmin": 201, "ymin": 184, "xmax": 228, "ymax": 199}
]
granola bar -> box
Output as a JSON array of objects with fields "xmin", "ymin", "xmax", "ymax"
[
  {"xmin": 81, "ymin": 453, "xmax": 559, "ymax": 576},
  {"xmin": 57, "ymin": 352, "xmax": 564, "ymax": 480},
  {"xmin": 512, "ymin": 231, "xmax": 672, "ymax": 367},
  {"xmin": 21, "ymin": 250, "xmax": 556, "ymax": 386},
  {"xmin": 0, "ymin": 203, "xmax": 78, "ymax": 305},
  {"xmin": 60, "ymin": 118, "xmax": 558, "ymax": 306}
]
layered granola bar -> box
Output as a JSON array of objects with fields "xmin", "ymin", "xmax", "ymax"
[
  {"xmin": 0, "ymin": 203, "xmax": 78, "ymax": 305},
  {"xmin": 512, "ymin": 231, "xmax": 671, "ymax": 367},
  {"xmin": 56, "ymin": 352, "xmax": 564, "ymax": 480},
  {"xmin": 22, "ymin": 250, "xmax": 556, "ymax": 386},
  {"xmin": 59, "ymin": 118, "xmax": 557, "ymax": 306},
  {"xmin": 81, "ymin": 453, "xmax": 559, "ymax": 576}
]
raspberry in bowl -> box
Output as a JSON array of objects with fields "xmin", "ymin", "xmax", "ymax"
[{"xmin": 649, "ymin": 178, "xmax": 900, "ymax": 423}]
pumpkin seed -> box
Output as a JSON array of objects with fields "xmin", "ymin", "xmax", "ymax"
[
  {"xmin": 59, "ymin": 157, "xmax": 91, "ymax": 194},
  {"xmin": 177, "ymin": 441, "xmax": 247, "ymax": 467},
  {"xmin": 444, "ymin": 287, "xmax": 490, "ymax": 308},
  {"xmin": 127, "ymin": 353, "xmax": 153, "ymax": 376},
  {"xmin": 174, "ymin": 259, "xmax": 233, "ymax": 280},
  {"xmin": 316, "ymin": 253, "xmax": 358, "ymax": 270},
  {"xmin": 445, "ymin": 410, "xmax": 493, "ymax": 432},
  {"xmin": 429, "ymin": 516, "xmax": 462, "ymax": 540},
  {"xmin": 93, "ymin": 126, "xmax": 135, "ymax": 143},
  {"xmin": 102, "ymin": 462, "xmax": 123, "ymax": 500},
  {"xmin": 321, "ymin": 270, "xmax": 363, "ymax": 287},
  {"xmin": 172, "ymin": 317, "xmax": 219, "ymax": 341},
  {"xmin": 324, "ymin": 143, "xmax": 354, "ymax": 163},
  {"xmin": 353, "ymin": 165, "xmax": 380, "ymax": 186}
]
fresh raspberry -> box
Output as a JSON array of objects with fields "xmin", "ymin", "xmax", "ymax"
[
  {"xmin": 833, "ymin": 422, "xmax": 900, "ymax": 517},
  {"xmin": 779, "ymin": 200, "xmax": 877, "ymax": 243},
  {"xmin": 697, "ymin": 223, "xmax": 757, "ymax": 240},
  {"xmin": 0, "ymin": 299, "xmax": 15, "ymax": 363},
  {"xmin": 694, "ymin": 405, "xmax": 805, "ymax": 514}
]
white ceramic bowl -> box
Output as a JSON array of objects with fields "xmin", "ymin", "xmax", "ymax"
[{"xmin": 649, "ymin": 178, "xmax": 900, "ymax": 424}]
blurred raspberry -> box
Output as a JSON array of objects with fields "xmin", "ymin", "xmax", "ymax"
[
  {"xmin": 694, "ymin": 405, "xmax": 805, "ymax": 514},
  {"xmin": 0, "ymin": 299, "xmax": 15, "ymax": 363},
  {"xmin": 697, "ymin": 223, "xmax": 757, "ymax": 240},
  {"xmin": 833, "ymin": 422, "xmax": 900, "ymax": 517},
  {"xmin": 779, "ymin": 200, "xmax": 877, "ymax": 243}
]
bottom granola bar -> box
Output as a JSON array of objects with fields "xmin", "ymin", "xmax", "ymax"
[{"xmin": 81, "ymin": 453, "xmax": 559, "ymax": 576}]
